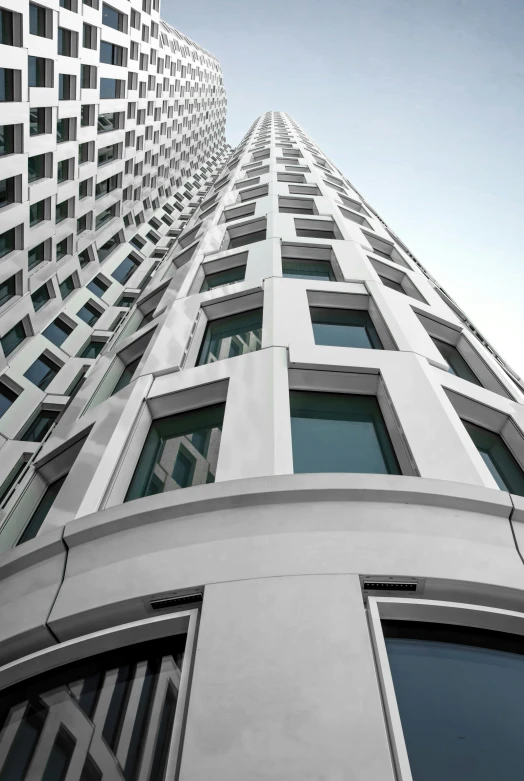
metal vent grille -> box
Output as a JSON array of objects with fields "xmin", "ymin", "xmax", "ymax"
[
  {"xmin": 363, "ymin": 581, "xmax": 416, "ymax": 592},
  {"xmin": 150, "ymin": 593, "xmax": 202, "ymax": 611},
  {"xmin": 360, "ymin": 576, "xmax": 424, "ymax": 597}
]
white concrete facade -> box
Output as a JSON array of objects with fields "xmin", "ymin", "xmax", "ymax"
[{"xmin": 1, "ymin": 108, "xmax": 524, "ymax": 780}]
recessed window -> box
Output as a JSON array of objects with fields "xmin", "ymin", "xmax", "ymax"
[
  {"xmin": 1, "ymin": 320, "xmax": 26, "ymax": 356},
  {"xmin": 56, "ymin": 117, "xmax": 74, "ymax": 143},
  {"xmin": 87, "ymin": 276, "xmax": 109, "ymax": 298},
  {"xmin": 98, "ymin": 143, "xmax": 119, "ymax": 166},
  {"xmin": 200, "ymin": 263, "xmax": 246, "ymax": 292},
  {"xmin": 97, "ymin": 231, "xmax": 121, "ymax": 261},
  {"xmin": 0, "ymin": 176, "xmax": 16, "ymax": 208},
  {"xmin": 295, "ymin": 218, "xmax": 340, "ymax": 240},
  {"xmin": 102, "ymin": 2, "xmax": 126, "ymax": 31},
  {"xmin": 0, "ymin": 381, "xmax": 18, "ymax": 417},
  {"xmin": 100, "ymin": 40, "xmax": 125, "ymax": 66},
  {"xmin": 76, "ymin": 301, "xmax": 101, "ymax": 325},
  {"xmin": 31, "ymin": 284, "xmax": 51, "ymax": 311},
  {"xmin": 57, "ymin": 158, "xmax": 73, "ymax": 184},
  {"xmin": 29, "ymin": 57, "xmax": 51, "ymax": 88},
  {"xmin": 100, "ymin": 77, "xmax": 124, "ymax": 99},
  {"xmin": 58, "ymin": 26, "xmax": 77, "ymax": 56},
  {"xmin": 81, "ymin": 104, "xmax": 95, "ymax": 127},
  {"xmin": 0, "ymin": 226, "xmax": 16, "ymax": 259},
  {"xmin": 290, "ymin": 391, "xmax": 401, "ymax": 475},
  {"xmin": 24, "ymin": 354, "xmax": 61, "ymax": 390},
  {"xmin": 42, "ymin": 317, "xmax": 73, "ymax": 347},
  {"xmin": 17, "ymin": 475, "xmax": 66, "ymax": 543},
  {"xmin": 311, "ymin": 308, "xmax": 383, "ymax": 349},
  {"xmin": 226, "ymin": 218, "xmax": 266, "ymax": 249},
  {"xmin": 79, "ymin": 339, "xmax": 105, "ymax": 358},
  {"xmin": 28, "ymin": 239, "xmax": 47, "ymax": 270},
  {"xmin": 56, "ymin": 198, "xmax": 71, "ymax": 223},
  {"xmin": 0, "ymin": 124, "xmax": 17, "ymax": 155},
  {"xmin": 383, "ymin": 620, "xmax": 524, "ymax": 781},
  {"xmin": 111, "ymin": 355, "xmax": 141, "ymax": 395},
  {"xmin": 82, "ymin": 22, "xmax": 96, "ymax": 49},
  {"xmin": 0, "ymin": 274, "xmax": 16, "ymax": 307},
  {"xmin": 112, "ymin": 254, "xmax": 140, "ymax": 285},
  {"xmin": 431, "ymin": 337, "xmax": 481, "ymax": 385},
  {"xmin": 28, "ymin": 153, "xmax": 47, "ymax": 182},
  {"xmin": 58, "ymin": 73, "xmax": 75, "ymax": 100},
  {"xmin": 125, "ymin": 403, "xmax": 225, "ymax": 501},
  {"xmin": 19, "ymin": 409, "xmax": 59, "ymax": 442},
  {"xmin": 0, "ymin": 67, "xmax": 18, "ymax": 101},
  {"xmin": 56, "ymin": 236, "xmax": 71, "ymax": 261},
  {"xmin": 279, "ymin": 196, "xmax": 317, "ymax": 215},
  {"xmin": 97, "ymin": 112, "xmax": 121, "ymax": 133},
  {"xmin": 197, "ymin": 309, "xmax": 263, "ymax": 365},
  {"xmin": 463, "ymin": 421, "xmax": 524, "ymax": 496},
  {"xmin": 59, "ymin": 274, "xmax": 76, "ymax": 299},
  {"xmin": 81, "ymin": 64, "xmax": 96, "ymax": 90},
  {"xmin": 380, "ymin": 275, "xmax": 406, "ymax": 294},
  {"xmin": 29, "ymin": 108, "xmax": 47, "ymax": 136},
  {"xmin": 29, "ymin": 2, "xmax": 51, "ymax": 37}
]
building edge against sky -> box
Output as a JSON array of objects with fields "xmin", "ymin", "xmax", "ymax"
[{"xmin": 0, "ymin": 3, "xmax": 524, "ymax": 774}]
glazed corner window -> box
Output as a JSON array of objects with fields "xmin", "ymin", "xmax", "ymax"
[
  {"xmin": 102, "ymin": 2, "xmax": 126, "ymax": 31},
  {"xmin": 383, "ymin": 620, "xmax": 524, "ymax": 781},
  {"xmin": 197, "ymin": 309, "xmax": 263, "ymax": 366},
  {"xmin": 431, "ymin": 337, "xmax": 481, "ymax": 385},
  {"xmin": 463, "ymin": 420, "xmax": 524, "ymax": 496},
  {"xmin": 125, "ymin": 403, "xmax": 225, "ymax": 501},
  {"xmin": 290, "ymin": 391, "xmax": 401, "ymax": 475},
  {"xmin": 310, "ymin": 308, "xmax": 383, "ymax": 349}
]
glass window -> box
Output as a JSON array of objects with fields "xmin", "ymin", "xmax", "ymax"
[
  {"xmin": 79, "ymin": 340, "xmax": 105, "ymax": 358},
  {"xmin": 100, "ymin": 77, "xmax": 120, "ymax": 99},
  {"xmin": 0, "ymin": 227, "xmax": 15, "ymax": 258},
  {"xmin": 1, "ymin": 320, "xmax": 25, "ymax": 356},
  {"xmin": 59, "ymin": 275, "xmax": 75, "ymax": 299},
  {"xmin": 97, "ymin": 232, "xmax": 121, "ymax": 261},
  {"xmin": 28, "ymin": 56, "xmax": 47, "ymax": 87},
  {"xmin": 311, "ymin": 308, "xmax": 383, "ymax": 349},
  {"xmin": 380, "ymin": 275, "xmax": 406, "ymax": 294},
  {"xmin": 0, "ymin": 631, "xmax": 188, "ymax": 781},
  {"xmin": 0, "ymin": 176, "xmax": 15, "ymax": 208},
  {"xmin": 31, "ymin": 285, "xmax": 51, "ymax": 311},
  {"xmin": 24, "ymin": 354, "xmax": 60, "ymax": 390},
  {"xmin": 125, "ymin": 403, "xmax": 225, "ymax": 501},
  {"xmin": 81, "ymin": 104, "xmax": 93, "ymax": 127},
  {"xmin": 197, "ymin": 309, "xmax": 263, "ymax": 365},
  {"xmin": 384, "ymin": 620, "xmax": 524, "ymax": 781},
  {"xmin": 28, "ymin": 240, "xmax": 46, "ymax": 270},
  {"xmin": 29, "ymin": 2, "xmax": 48, "ymax": 36},
  {"xmin": 43, "ymin": 318, "xmax": 73, "ymax": 346},
  {"xmin": 87, "ymin": 277, "xmax": 109, "ymax": 298},
  {"xmin": 463, "ymin": 420, "xmax": 524, "ymax": 496},
  {"xmin": 282, "ymin": 259, "xmax": 335, "ymax": 281},
  {"xmin": 20, "ymin": 409, "xmax": 59, "ymax": 441},
  {"xmin": 100, "ymin": 40, "xmax": 124, "ymax": 65},
  {"xmin": 0, "ymin": 124, "xmax": 15, "ymax": 155},
  {"xmin": 30, "ymin": 199, "xmax": 46, "ymax": 226},
  {"xmin": 112, "ymin": 355, "xmax": 141, "ymax": 395},
  {"xmin": 431, "ymin": 337, "xmax": 481, "ymax": 385},
  {"xmin": 290, "ymin": 391, "xmax": 401, "ymax": 475},
  {"xmin": 228, "ymin": 228, "xmax": 266, "ymax": 249},
  {"xmin": 57, "ymin": 159, "xmax": 71, "ymax": 183},
  {"xmin": 0, "ymin": 67, "xmax": 15, "ymax": 101},
  {"xmin": 112, "ymin": 255, "xmax": 139, "ymax": 284},
  {"xmin": 0, "ymin": 382, "xmax": 17, "ymax": 417},
  {"xmin": 200, "ymin": 264, "xmax": 245, "ymax": 292},
  {"xmin": 16, "ymin": 476, "xmax": 66, "ymax": 544},
  {"xmin": 76, "ymin": 301, "xmax": 100, "ymax": 326},
  {"xmin": 0, "ymin": 274, "xmax": 16, "ymax": 307},
  {"xmin": 56, "ymin": 199, "xmax": 69, "ymax": 223},
  {"xmin": 102, "ymin": 2, "xmax": 124, "ymax": 30},
  {"xmin": 28, "ymin": 153, "xmax": 46, "ymax": 181},
  {"xmin": 29, "ymin": 108, "xmax": 46, "ymax": 136},
  {"xmin": 56, "ymin": 237, "xmax": 70, "ymax": 261}
]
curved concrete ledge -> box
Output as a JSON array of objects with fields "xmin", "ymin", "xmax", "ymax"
[{"xmin": 65, "ymin": 473, "xmax": 513, "ymax": 547}]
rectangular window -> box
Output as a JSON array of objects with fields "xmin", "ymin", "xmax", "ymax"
[
  {"xmin": 81, "ymin": 64, "xmax": 96, "ymax": 89},
  {"xmin": 0, "ymin": 274, "xmax": 16, "ymax": 307},
  {"xmin": 43, "ymin": 317, "xmax": 73, "ymax": 346},
  {"xmin": 79, "ymin": 339, "xmax": 105, "ymax": 358},
  {"xmin": 431, "ymin": 338, "xmax": 481, "ymax": 385},
  {"xmin": 295, "ymin": 218, "xmax": 339, "ymax": 240},
  {"xmin": 200, "ymin": 262, "xmax": 246, "ymax": 292},
  {"xmin": 463, "ymin": 420, "xmax": 524, "ymax": 496},
  {"xmin": 0, "ymin": 176, "xmax": 16, "ymax": 208},
  {"xmin": 78, "ymin": 141, "xmax": 91, "ymax": 164},
  {"xmin": 58, "ymin": 27, "xmax": 76, "ymax": 56},
  {"xmin": 112, "ymin": 254, "xmax": 140, "ymax": 284},
  {"xmin": 98, "ymin": 143, "xmax": 118, "ymax": 165},
  {"xmin": 59, "ymin": 274, "xmax": 76, "ymax": 299},
  {"xmin": 0, "ymin": 381, "xmax": 17, "ymax": 417},
  {"xmin": 0, "ymin": 67, "xmax": 17, "ymax": 101},
  {"xmin": 0, "ymin": 226, "xmax": 16, "ymax": 258},
  {"xmin": 30, "ymin": 199, "xmax": 47, "ymax": 226},
  {"xmin": 289, "ymin": 391, "xmax": 401, "ymax": 475},
  {"xmin": 82, "ymin": 22, "xmax": 96, "ymax": 49},
  {"xmin": 29, "ymin": 108, "xmax": 47, "ymax": 136},
  {"xmin": 95, "ymin": 204, "xmax": 117, "ymax": 230},
  {"xmin": 28, "ymin": 56, "xmax": 52, "ymax": 87},
  {"xmin": 282, "ymin": 258, "xmax": 335, "ymax": 281},
  {"xmin": 87, "ymin": 276, "xmax": 109, "ymax": 297},
  {"xmin": 197, "ymin": 309, "xmax": 263, "ymax": 365},
  {"xmin": 102, "ymin": 3, "xmax": 125, "ymax": 31},
  {"xmin": 56, "ymin": 236, "xmax": 70, "ymax": 261},
  {"xmin": 29, "ymin": 2, "xmax": 50, "ymax": 37},
  {"xmin": 79, "ymin": 179, "xmax": 90, "ymax": 199},
  {"xmin": 125, "ymin": 403, "xmax": 225, "ymax": 501},
  {"xmin": 100, "ymin": 40, "xmax": 125, "ymax": 66},
  {"xmin": 20, "ymin": 409, "xmax": 59, "ymax": 442},
  {"xmin": 77, "ymin": 301, "xmax": 101, "ymax": 325},
  {"xmin": 310, "ymin": 308, "xmax": 383, "ymax": 349},
  {"xmin": 98, "ymin": 232, "xmax": 121, "ymax": 261},
  {"xmin": 98, "ymin": 112, "xmax": 121, "ymax": 133},
  {"xmin": 96, "ymin": 174, "xmax": 119, "ymax": 199},
  {"xmin": 1, "ymin": 320, "xmax": 26, "ymax": 356},
  {"xmin": 55, "ymin": 199, "xmax": 70, "ymax": 223},
  {"xmin": 81, "ymin": 104, "xmax": 94, "ymax": 127},
  {"xmin": 59, "ymin": 73, "xmax": 75, "ymax": 100},
  {"xmin": 57, "ymin": 158, "xmax": 73, "ymax": 183},
  {"xmin": 24, "ymin": 354, "xmax": 60, "ymax": 390},
  {"xmin": 100, "ymin": 77, "xmax": 123, "ymax": 99},
  {"xmin": 31, "ymin": 284, "xmax": 51, "ymax": 311},
  {"xmin": 28, "ymin": 240, "xmax": 47, "ymax": 269},
  {"xmin": 56, "ymin": 117, "xmax": 74, "ymax": 143},
  {"xmin": 0, "ymin": 124, "xmax": 16, "ymax": 155}
]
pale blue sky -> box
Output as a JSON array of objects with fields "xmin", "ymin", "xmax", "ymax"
[{"xmin": 163, "ymin": 0, "xmax": 524, "ymax": 376}]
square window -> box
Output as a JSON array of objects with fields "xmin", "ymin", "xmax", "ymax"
[
  {"xmin": 43, "ymin": 317, "xmax": 73, "ymax": 346},
  {"xmin": 31, "ymin": 284, "xmax": 51, "ymax": 311},
  {"xmin": 0, "ymin": 226, "xmax": 16, "ymax": 258},
  {"xmin": 197, "ymin": 309, "xmax": 263, "ymax": 365},
  {"xmin": 24, "ymin": 354, "xmax": 61, "ymax": 390}
]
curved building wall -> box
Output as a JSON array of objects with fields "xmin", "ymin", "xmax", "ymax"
[{"xmin": 1, "ymin": 111, "xmax": 524, "ymax": 780}]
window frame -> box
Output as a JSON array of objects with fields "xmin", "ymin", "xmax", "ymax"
[{"xmin": 368, "ymin": 596, "xmax": 524, "ymax": 781}]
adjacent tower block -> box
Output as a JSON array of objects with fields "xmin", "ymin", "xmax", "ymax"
[{"xmin": 1, "ymin": 111, "xmax": 524, "ymax": 780}]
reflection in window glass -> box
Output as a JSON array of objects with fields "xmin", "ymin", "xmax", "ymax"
[
  {"xmin": 431, "ymin": 337, "xmax": 481, "ymax": 385},
  {"xmin": 463, "ymin": 420, "xmax": 524, "ymax": 496},
  {"xmin": 197, "ymin": 309, "xmax": 262, "ymax": 366},
  {"xmin": 384, "ymin": 620, "xmax": 524, "ymax": 781},
  {"xmin": 310, "ymin": 307, "xmax": 383, "ymax": 349},
  {"xmin": 200, "ymin": 264, "xmax": 245, "ymax": 292},
  {"xmin": 290, "ymin": 391, "xmax": 400, "ymax": 475},
  {"xmin": 282, "ymin": 259, "xmax": 335, "ymax": 281},
  {"xmin": 125, "ymin": 403, "xmax": 224, "ymax": 501},
  {"xmin": 0, "ymin": 634, "xmax": 187, "ymax": 780}
]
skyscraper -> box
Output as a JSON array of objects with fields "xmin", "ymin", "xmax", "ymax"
[{"xmin": 1, "ymin": 53, "xmax": 524, "ymax": 780}]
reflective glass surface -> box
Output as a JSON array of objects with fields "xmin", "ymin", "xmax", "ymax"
[
  {"xmin": 432, "ymin": 337, "xmax": 481, "ymax": 385},
  {"xmin": 1, "ymin": 321, "xmax": 25, "ymax": 356},
  {"xmin": 290, "ymin": 391, "xmax": 400, "ymax": 475},
  {"xmin": 79, "ymin": 341, "xmax": 104, "ymax": 358},
  {"xmin": 17, "ymin": 475, "xmax": 66, "ymax": 544},
  {"xmin": 31, "ymin": 285, "xmax": 51, "ymax": 312},
  {"xmin": 111, "ymin": 356, "xmax": 141, "ymax": 395},
  {"xmin": 200, "ymin": 264, "xmax": 245, "ymax": 292},
  {"xmin": 125, "ymin": 403, "xmax": 224, "ymax": 501},
  {"xmin": 20, "ymin": 410, "xmax": 58, "ymax": 442},
  {"xmin": 463, "ymin": 420, "xmax": 524, "ymax": 496},
  {"xmin": 0, "ymin": 634, "xmax": 187, "ymax": 780},
  {"xmin": 112, "ymin": 256, "xmax": 139, "ymax": 284},
  {"xmin": 0, "ymin": 382, "xmax": 17, "ymax": 418},
  {"xmin": 43, "ymin": 319, "xmax": 73, "ymax": 346},
  {"xmin": 384, "ymin": 621, "xmax": 524, "ymax": 781},
  {"xmin": 197, "ymin": 309, "xmax": 263, "ymax": 365},
  {"xmin": 0, "ymin": 274, "xmax": 15, "ymax": 307},
  {"xmin": 24, "ymin": 355, "xmax": 60, "ymax": 390},
  {"xmin": 311, "ymin": 307, "xmax": 383, "ymax": 349},
  {"xmin": 282, "ymin": 259, "xmax": 335, "ymax": 281}
]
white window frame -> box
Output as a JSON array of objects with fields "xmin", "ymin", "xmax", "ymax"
[
  {"xmin": 0, "ymin": 610, "xmax": 198, "ymax": 780},
  {"xmin": 368, "ymin": 596, "xmax": 524, "ymax": 781}
]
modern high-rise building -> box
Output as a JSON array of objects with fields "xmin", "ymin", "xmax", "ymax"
[{"xmin": 0, "ymin": 20, "xmax": 524, "ymax": 776}]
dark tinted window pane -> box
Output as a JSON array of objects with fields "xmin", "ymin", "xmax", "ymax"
[
  {"xmin": 112, "ymin": 256, "xmax": 139, "ymax": 284},
  {"xmin": 28, "ymin": 153, "xmax": 45, "ymax": 180},
  {"xmin": 17, "ymin": 475, "xmax": 66, "ymax": 543},
  {"xmin": 31, "ymin": 285, "xmax": 51, "ymax": 311},
  {"xmin": 0, "ymin": 381, "xmax": 17, "ymax": 417},
  {"xmin": 24, "ymin": 354, "xmax": 60, "ymax": 390},
  {"xmin": 111, "ymin": 355, "xmax": 140, "ymax": 395},
  {"xmin": 0, "ymin": 124, "xmax": 15, "ymax": 155},
  {"xmin": 102, "ymin": 3, "xmax": 122, "ymax": 30},
  {"xmin": 200, "ymin": 264, "xmax": 245, "ymax": 292},
  {"xmin": 311, "ymin": 307, "xmax": 383, "ymax": 349},
  {"xmin": 79, "ymin": 340, "xmax": 104, "ymax": 358},
  {"xmin": 431, "ymin": 337, "xmax": 481, "ymax": 385},
  {"xmin": 380, "ymin": 275, "xmax": 406, "ymax": 294},
  {"xmin": 384, "ymin": 621, "xmax": 524, "ymax": 781},
  {"xmin": 43, "ymin": 318, "xmax": 73, "ymax": 346},
  {"xmin": 463, "ymin": 421, "xmax": 524, "ymax": 496},
  {"xmin": 229, "ymin": 229, "xmax": 265, "ymax": 249},
  {"xmin": 0, "ymin": 226, "xmax": 15, "ymax": 257},
  {"xmin": 197, "ymin": 309, "xmax": 263, "ymax": 365},
  {"xmin": 1, "ymin": 321, "xmax": 25, "ymax": 356},
  {"xmin": 87, "ymin": 277, "xmax": 108, "ymax": 298},
  {"xmin": 290, "ymin": 391, "xmax": 401, "ymax": 475},
  {"xmin": 20, "ymin": 409, "xmax": 58, "ymax": 442},
  {"xmin": 30, "ymin": 199, "xmax": 46, "ymax": 226},
  {"xmin": 28, "ymin": 240, "xmax": 46, "ymax": 270},
  {"xmin": 76, "ymin": 302, "xmax": 100, "ymax": 325},
  {"xmin": 125, "ymin": 403, "xmax": 225, "ymax": 501},
  {"xmin": 282, "ymin": 259, "xmax": 334, "ymax": 281},
  {"xmin": 0, "ymin": 274, "xmax": 16, "ymax": 307}
]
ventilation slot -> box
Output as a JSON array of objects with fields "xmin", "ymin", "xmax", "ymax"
[
  {"xmin": 150, "ymin": 593, "xmax": 202, "ymax": 611},
  {"xmin": 360, "ymin": 576, "xmax": 424, "ymax": 597},
  {"xmin": 363, "ymin": 581, "xmax": 416, "ymax": 592}
]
